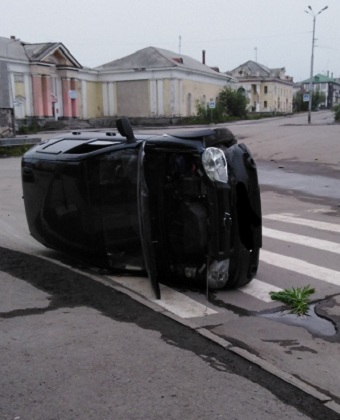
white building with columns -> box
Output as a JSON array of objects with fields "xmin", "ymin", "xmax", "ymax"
[
  {"xmin": 0, "ymin": 36, "xmax": 235, "ymax": 122},
  {"xmin": 95, "ymin": 46, "xmax": 235, "ymax": 118}
]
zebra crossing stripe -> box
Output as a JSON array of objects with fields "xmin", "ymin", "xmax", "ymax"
[
  {"xmin": 240, "ymin": 279, "xmax": 282, "ymax": 302},
  {"xmin": 109, "ymin": 275, "xmax": 218, "ymax": 318},
  {"xmin": 263, "ymin": 214, "xmax": 340, "ymax": 233},
  {"xmin": 263, "ymin": 227, "xmax": 340, "ymax": 254},
  {"xmin": 260, "ymin": 250, "xmax": 340, "ymax": 286}
]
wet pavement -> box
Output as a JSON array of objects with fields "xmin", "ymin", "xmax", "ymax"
[
  {"xmin": 2, "ymin": 247, "xmax": 336, "ymax": 420},
  {"xmin": 260, "ymin": 303, "xmax": 337, "ymax": 337},
  {"xmin": 258, "ymin": 163, "xmax": 340, "ymax": 201},
  {"xmin": 191, "ymin": 292, "xmax": 340, "ymax": 410}
]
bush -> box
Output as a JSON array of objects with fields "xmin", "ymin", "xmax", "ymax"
[
  {"xmin": 333, "ymin": 104, "xmax": 340, "ymax": 121},
  {"xmin": 194, "ymin": 101, "xmax": 227, "ymax": 124},
  {"xmin": 218, "ymin": 86, "xmax": 248, "ymax": 118},
  {"xmin": 194, "ymin": 87, "xmax": 248, "ymax": 124},
  {"xmin": 17, "ymin": 118, "xmax": 41, "ymax": 134},
  {"xmin": 0, "ymin": 144, "xmax": 32, "ymax": 157}
]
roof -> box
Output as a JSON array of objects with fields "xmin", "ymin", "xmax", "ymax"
[
  {"xmin": 23, "ymin": 42, "xmax": 82, "ymax": 67},
  {"xmin": 228, "ymin": 60, "xmax": 286, "ymax": 79},
  {"xmin": 95, "ymin": 46, "xmax": 232, "ymax": 79},
  {"xmin": 0, "ymin": 37, "xmax": 27, "ymax": 61},
  {"xmin": 301, "ymin": 73, "xmax": 337, "ymax": 84},
  {"xmin": 0, "ymin": 36, "xmax": 81, "ymax": 68}
]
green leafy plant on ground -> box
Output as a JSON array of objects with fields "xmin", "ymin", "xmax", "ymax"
[{"xmin": 269, "ymin": 285, "xmax": 315, "ymax": 316}]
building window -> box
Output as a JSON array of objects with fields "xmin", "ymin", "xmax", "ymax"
[
  {"xmin": 264, "ymin": 101, "xmax": 268, "ymax": 108},
  {"xmin": 264, "ymin": 86, "xmax": 268, "ymax": 94},
  {"xmin": 14, "ymin": 73, "xmax": 24, "ymax": 83}
]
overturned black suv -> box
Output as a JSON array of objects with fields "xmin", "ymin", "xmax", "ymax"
[{"xmin": 22, "ymin": 118, "xmax": 262, "ymax": 298}]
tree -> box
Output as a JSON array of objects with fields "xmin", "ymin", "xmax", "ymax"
[
  {"xmin": 293, "ymin": 92, "xmax": 307, "ymax": 112},
  {"xmin": 293, "ymin": 90, "xmax": 326, "ymax": 113},
  {"xmin": 333, "ymin": 104, "xmax": 340, "ymax": 122},
  {"xmin": 218, "ymin": 86, "xmax": 248, "ymax": 118},
  {"xmin": 313, "ymin": 90, "xmax": 326, "ymax": 109}
]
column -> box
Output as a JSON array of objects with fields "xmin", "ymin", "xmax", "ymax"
[
  {"xmin": 31, "ymin": 75, "xmax": 44, "ymax": 117},
  {"xmin": 81, "ymin": 80, "xmax": 87, "ymax": 119},
  {"xmin": 70, "ymin": 78, "xmax": 79, "ymax": 118},
  {"xmin": 157, "ymin": 80, "xmax": 164, "ymax": 116},
  {"xmin": 108, "ymin": 82, "xmax": 116, "ymax": 115},
  {"xmin": 150, "ymin": 79, "xmax": 157, "ymax": 115},
  {"xmin": 24, "ymin": 73, "xmax": 32, "ymax": 116},
  {"xmin": 41, "ymin": 75, "xmax": 52, "ymax": 117},
  {"xmin": 62, "ymin": 78, "xmax": 72, "ymax": 118}
]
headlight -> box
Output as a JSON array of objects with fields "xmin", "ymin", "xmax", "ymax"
[{"xmin": 202, "ymin": 147, "xmax": 228, "ymax": 183}]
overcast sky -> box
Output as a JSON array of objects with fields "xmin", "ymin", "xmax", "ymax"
[{"xmin": 1, "ymin": 0, "xmax": 339, "ymax": 82}]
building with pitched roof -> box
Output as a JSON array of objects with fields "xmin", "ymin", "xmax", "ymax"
[
  {"xmin": 95, "ymin": 46, "xmax": 235, "ymax": 118},
  {"xmin": 227, "ymin": 60, "xmax": 293, "ymax": 113},
  {"xmin": 300, "ymin": 73, "xmax": 340, "ymax": 108},
  {"xmin": 0, "ymin": 36, "xmax": 84, "ymax": 120},
  {"xmin": 0, "ymin": 37, "xmax": 235, "ymax": 124}
]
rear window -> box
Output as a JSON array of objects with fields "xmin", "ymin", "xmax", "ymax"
[
  {"xmin": 38, "ymin": 138, "xmax": 122, "ymax": 154},
  {"xmin": 39, "ymin": 139, "xmax": 90, "ymax": 154}
]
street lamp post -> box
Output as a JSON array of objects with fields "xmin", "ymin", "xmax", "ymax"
[{"xmin": 305, "ymin": 5, "xmax": 328, "ymax": 124}]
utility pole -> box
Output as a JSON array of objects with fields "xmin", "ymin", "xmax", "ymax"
[{"xmin": 305, "ymin": 5, "xmax": 328, "ymax": 124}]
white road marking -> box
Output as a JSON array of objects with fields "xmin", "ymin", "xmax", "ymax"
[
  {"xmin": 260, "ymin": 250, "xmax": 340, "ymax": 286},
  {"xmin": 239, "ymin": 279, "xmax": 282, "ymax": 302},
  {"xmin": 109, "ymin": 276, "xmax": 217, "ymax": 318},
  {"xmin": 263, "ymin": 227, "xmax": 340, "ymax": 254},
  {"xmin": 264, "ymin": 214, "xmax": 340, "ymax": 233},
  {"xmin": 106, "ymin": 214, "xmax": 340, "ymax": 314}
]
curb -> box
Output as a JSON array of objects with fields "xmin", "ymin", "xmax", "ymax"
[{"xmin": 0, "ymin": 137, "xmax": 41, "ymax": 147}]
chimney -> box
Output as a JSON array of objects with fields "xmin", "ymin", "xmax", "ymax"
[
  {"xmin": 327, "ymin": 70, "xmax": 329, "ymax": 77},
  {"xmin": 202, "ymin": 50, "xmax": 206, "ymax": 65},
  {"xmin": 10, "ymin": 35, "xmax": 16, "ymax": 40}
]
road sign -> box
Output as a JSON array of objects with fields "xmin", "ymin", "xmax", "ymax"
[
  {"xmin": 303, "ymin": 94, "xmax": 309, "ymax": 102},
  {"xmin": 208, "ymin": 101, "xmax": 216, "ymax": 109}
]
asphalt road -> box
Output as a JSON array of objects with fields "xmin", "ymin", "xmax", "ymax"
[
  {"xmin": 0, "ymin": 247, "xmax": 325, "ymax": 420},
  {"xmin": 1, "ymin": 111, "xmax": 340, "ymax": 419}
]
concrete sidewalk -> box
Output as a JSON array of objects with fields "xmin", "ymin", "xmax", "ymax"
[{"xmin": 101, "ymin": 273, "xmax": 340, "ymax": 416}]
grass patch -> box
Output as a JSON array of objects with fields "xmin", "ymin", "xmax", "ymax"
[
  {"xmin": 269, "ymin": 285, "xmax": 315, "ymax": 316},
  {"xmin": 0, "ymin": 145, "xmax": 33, "ymax": 157}
]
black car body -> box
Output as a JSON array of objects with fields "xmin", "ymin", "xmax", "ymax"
[{"xmin": 22, "ymin": 118, "xmax": 262, "ymax": 298}]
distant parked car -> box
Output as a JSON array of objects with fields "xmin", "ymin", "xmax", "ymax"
[{"xmin": 22, "ymin": 118, "xmax": 262, "ymax": 298}]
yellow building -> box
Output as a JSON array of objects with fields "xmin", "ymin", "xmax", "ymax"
[
  {"xmin": 95, "ymin": 46, "xmax": 235, "ymax": 118},
  {"xmin": 227, "ymin": 60, "xmax": 293, "ymax": 113}
]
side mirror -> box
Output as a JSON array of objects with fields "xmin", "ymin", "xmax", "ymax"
[{"xmin": 116, "ymin": 117, "xmax": 135, "ymax": 143}]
